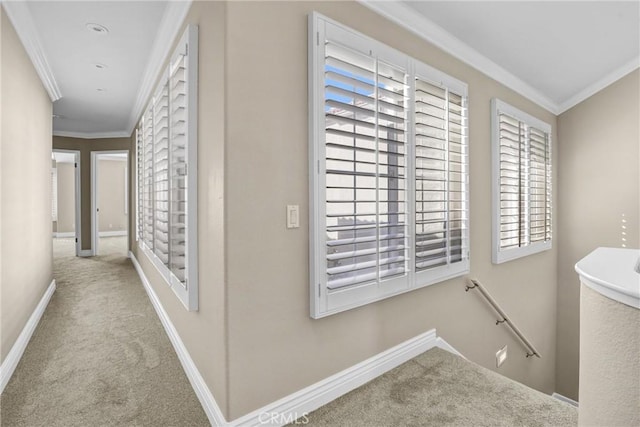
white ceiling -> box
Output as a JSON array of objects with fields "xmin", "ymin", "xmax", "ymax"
[
  {"xmin": 6, "ymin": 1, "xmax": 640, "ymax": 138},
  {"xmin": 25, "ymin": 1, "xmax": 169, "ymax": 137},
  {"xmin": 369, "ymin": 1, "xmax": 640, "ymax": 113},
  {"xmin": 402, "ymin": 1, "xmax": 639, "ymax": 111}
]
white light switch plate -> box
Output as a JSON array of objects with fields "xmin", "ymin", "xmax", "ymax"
[{"xmin": 287, "ymin": 205, "xmax": 299, "ymax": 229}]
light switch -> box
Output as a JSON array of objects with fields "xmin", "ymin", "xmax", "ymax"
[{"xmin": 287, "ymin": 205, "xmax": 299, "ymax": 229}]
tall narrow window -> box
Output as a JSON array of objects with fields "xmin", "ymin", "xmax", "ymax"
[
  {"xmin": 491, "ymin": 99, "xmax": 552, "ymax": 264},
  {"xmin": 135, "ymin": 25, "xmax": 198, "ymax": 311},
  {"xmin": 310, "ymin": 14, "xmax": 469, "ymax": 318}
]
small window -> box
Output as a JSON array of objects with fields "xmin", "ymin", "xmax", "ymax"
[
  {"xmin": 309, "ymin": 13, "xmax": 469, "ymax": 318},
  {"xmin": 136, "ymin": 25, "xmax": 199, "ymax": 310},
  {"xmin": 491, "ymin": 99, "xmax": 552, "ymax": 264}
]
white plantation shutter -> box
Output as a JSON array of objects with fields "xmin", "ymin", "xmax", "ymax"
[
  {"xmin": 169, "ymin": 47, "xmax": 188, "ymax": 285},
  {"xmin": 324, "ymin": 41, "xmax": 408, "ymax": 291},
  {"xmin": 153, "ymin": 81, "xmax": 170, "ymax": 264},
  {"xmin": 136, "ymin": 127, "xmax": 143, "ymax": 241},
  {"xmin": 492, "ymin": 99, "xmax": 552, "ymax": 264},
  {"xmin": 310, "ymin": 14, "xmax": 469, "ymax": 318},
  {"xmin": 135, "ymin": 25, "xmax": 198, "ymax": 311},
  {"xmin": 414, "ymin": 77, "xmax": 468, "ymax": 274},
  {"xmin": 142, "ymin": 107, "xmax": 155, "ymax": 249}
]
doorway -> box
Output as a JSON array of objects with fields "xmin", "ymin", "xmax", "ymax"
[
  {"xmin": 91, "ymin": 151, "xmax": 129, "ymax": 256},
  {"xmin": 52, "ymin": 150, "xmax": 81, "ymax": 258}
]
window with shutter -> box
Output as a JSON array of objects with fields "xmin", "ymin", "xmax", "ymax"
[
  {"xmin": 135, "ymin": 25, "xmax": 198, "ymax": 311},
  {"xmin": 491, "ymin": 98, "xmax": 552, "ymax": 264},
  {"xmin": 310, "ymin": 14, "xmax": 469, "ymax": 318}
]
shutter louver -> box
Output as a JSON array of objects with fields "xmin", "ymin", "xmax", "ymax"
[
  {"xmin": 169, "ymin": 50, "xmax": 188, "ymax": 285},
  {"xmin": 414, "ymin": 78, "xmax": 468, "ymax": 271},
  {"xmin": 153, "ymin": 83, "xmax": 170, "ymax": 264},
  {"xmin": 324, "ymin": 41, "xmax": 408, "ymax": 290}
]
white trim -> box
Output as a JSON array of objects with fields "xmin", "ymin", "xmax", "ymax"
[
  {"xmin": 91, "ymin": 150, "xmax": 130, "ymax": 256},
  {"xmin": 233, "ymin": 330, "xmax": 460, "ymax": 427},
  {"xmin": 78, "ymin": 249, "xmax": 93, "ymax": 257},
  {"xmin": 1, "ymin": 1, "xmax": 62, "ymax": 101},
  {"xmin": 552, "ymin": 392, "xmax": 579, "ymax": 407},
  {"xmin": 126, "ymin": 0, "xmax": 192, "ymax": 136},
  {"xmin": 557, "ymin": 58, "xmax": 640, "ymax": 113},
  {"xmin": 357, "ymin": 0, "xmax": 560, "ymax": 115},
  {"xmin": 0, "ymin": 279, "xmax": 56, "ymax": 394},
  {"xmin": 52, "ymin": 149, "xmax": 81, "ymax": 256},
  {"xmin": 99, "ymin": 230, "xmax": 127, "ymax": 237},
  {"xmin": 54, "ymin": 232, "xmax": 76, "ymax": 238},
  {"xmin": 52, "ymin": 130, "xmax": 131, "ymax": 140},
  {"xmin": 128, "ymin": 251, "xmax": 227, "ymax": 427}
]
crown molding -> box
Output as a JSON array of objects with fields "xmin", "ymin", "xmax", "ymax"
[
  {"xmin": 1, "ymin": 1, "xmax": 62, "ymax": 102},
  {"xmin": 53, "ymin": 130, "xmax": 131, "ymax": 140},
  {"xmin": 557, "ymin": 57, "xmax": 639, "ymax": 114},
  {"xmin": 126, "ymin": 0, "xmax": 192, "ymax": 135},
  {"xmin": 358, "ymin": 0, "xmax": 561, "ymax": 115}
]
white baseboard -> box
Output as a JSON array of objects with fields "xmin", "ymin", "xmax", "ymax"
[
  {"xmin": 552, "ymin": 392, "xmax": 579, "ymax": 407},
  {"xmin": 233, "ymin": 329, "xmax": 455, "ymax": 427},
  {"xmin": 79, "ymin": 249, "xmax": 93, "ymax": 257},
  {"xmin": 129, "ymin": 250, "xmax": 461, "ymax": 427},
  {"xmin": 129, "ymin": 251, "xmax": 227, "ymax": 426},
  {"xmin": 0, "ymin": 279, "xmax": 56, "ymax": 394},
  {"xmin": 99, "ymin": 230, "xmax": 127, "ymax": 237},
  {"xmin": 54, "ymin": 232, "xmax": 75, "ymax": 238}
]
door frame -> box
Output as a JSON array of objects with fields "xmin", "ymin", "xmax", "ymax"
[
  {"xmin": 52, "ymin": 149, "xmax": 81, "ymax": 257},
  {"xmin": 91, "ymin": 150, "xmax": 129, "ymax": 256}
]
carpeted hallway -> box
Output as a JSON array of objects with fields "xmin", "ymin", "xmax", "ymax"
[
  {"xmin": 1, "ymin": 237, "xmax": 209, "ymax": 426},
  {"xmin": 303, "ymin": 347, "xmax": 578, "ymax": 427}
]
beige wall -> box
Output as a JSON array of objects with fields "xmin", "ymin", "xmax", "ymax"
[
  {"xmin": 52, "ymin": 136, "xmax": 132, "ymax": 250},
  {"xmin": 130, "ymin": 0, "xmax": 228, "ymax": 416},
  {"xmin": 555, "ymin": 70, "xmax": 640, "ymax": 400},
  {"xmin": 0, "ymin": 6, "xmax": 53, "ymax": 362},
  {"xmin": 97, "ymin": 158, "xmax": 127, "ymax": 233},
  {"xmin": 56, "ymin": 162, "xmax": 76, "ymax": 233},
  {"xmin": 224, "ymin": 1, "xmax": 558, "ymax": 419}
]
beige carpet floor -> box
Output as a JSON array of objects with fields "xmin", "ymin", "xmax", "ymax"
[
  {"xmin": 1, "ymin": 237, "xmax": 209, "ymax": 426},
  {"xmin": 303, "ymin": 347, "xmax": 578, "ymax": 427}
]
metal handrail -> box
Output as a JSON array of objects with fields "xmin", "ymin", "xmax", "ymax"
[{"xmin": 466, "ymin": 278, "xmax": 541, "ymax": 358}]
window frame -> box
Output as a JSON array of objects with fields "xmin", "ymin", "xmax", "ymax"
[
  {"xmin": 491, "ymin": 98, "xmax": 552, "ymax": 264},
  {"xmin": 309, "ymin": 13, "xmax": 470, "ymax": 319},
  {"xmin": 136, "ymin": 25, "xmax": 199, "ymax": 311}
]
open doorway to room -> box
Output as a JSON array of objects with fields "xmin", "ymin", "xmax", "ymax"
[
  {"xmin": 91, "ymin": 151, "xmax": 129, "ymax": 257},
  {"xmin": 52, "ymin": 150, "xmax": 81, "ymax": 258}
]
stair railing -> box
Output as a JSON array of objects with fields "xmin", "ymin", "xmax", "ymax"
[{"xmin": 465, "ymin": 278, "xmax": 541, "ymax": 358}]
